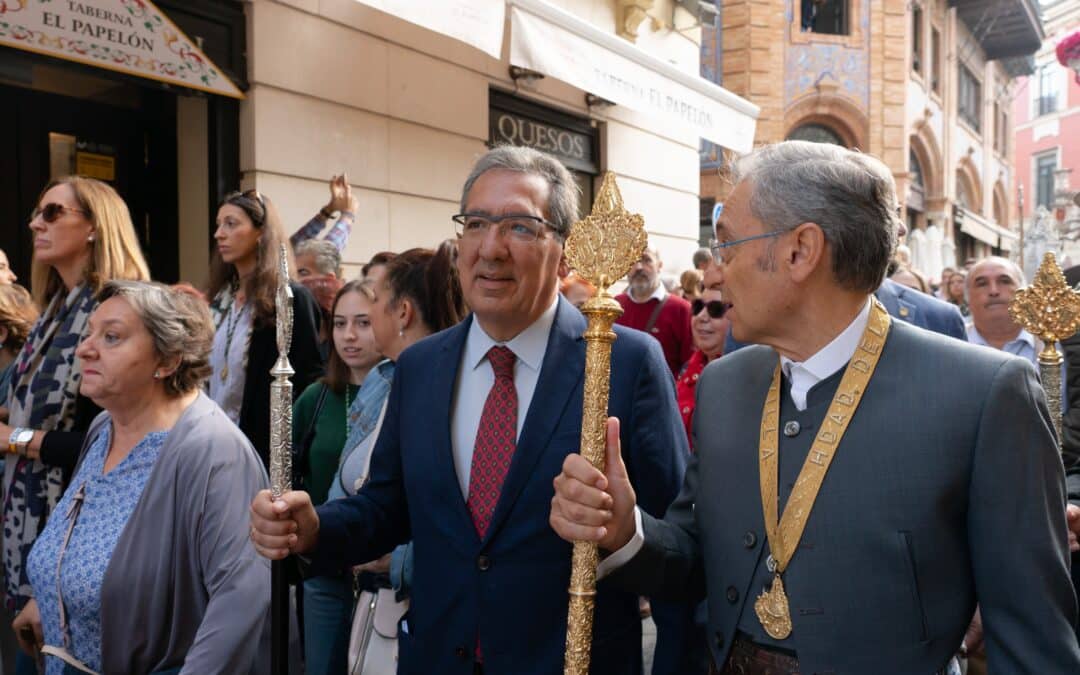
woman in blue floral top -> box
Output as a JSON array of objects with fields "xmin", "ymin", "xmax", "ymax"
[{"xmin": 15, "ymin": 281, "xmax": 269, "ymax": 675}]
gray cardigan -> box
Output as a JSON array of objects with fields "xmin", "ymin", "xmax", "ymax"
[{"xmin": 75, "ymin": 392, "xmax": 270, "ymax": 674}]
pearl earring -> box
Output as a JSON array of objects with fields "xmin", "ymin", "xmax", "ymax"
[
  {"xmin": 153, "ymin": 371, "xmax": 161, "ymax": 379},
  {"xmin": 398, "ymin": 329, "xmax": 405, "ymax": 337},
  {"xmin": 87, "ymin": 235, "xmax": 95, "ymax": 242}
]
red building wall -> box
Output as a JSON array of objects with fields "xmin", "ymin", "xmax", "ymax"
[{"xmin": 1013, "ymin": 46, "xmax": 1080, "ymax": 222}]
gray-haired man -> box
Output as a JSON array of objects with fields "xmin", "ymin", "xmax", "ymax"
[{"xmin": 550, "ymin": 140, "xmax": 1080, "ymax": 674}]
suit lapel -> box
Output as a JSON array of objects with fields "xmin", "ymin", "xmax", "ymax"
[
  {"xmin": 482, "ymin": 298, "xmax": 586, "ymax": 545},
  {"xmin": 431, "ymin": 318, "xmax": 479, "ymax": 541}
]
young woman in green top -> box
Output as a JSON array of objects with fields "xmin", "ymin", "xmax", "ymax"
[{"xmin": 292, "ymin": 280, "xmax": 381, "ymax": 675}]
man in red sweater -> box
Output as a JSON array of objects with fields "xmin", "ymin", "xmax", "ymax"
[{"xmin": 615, "ymin": 246, "xmax": 693, "ymax": 377}]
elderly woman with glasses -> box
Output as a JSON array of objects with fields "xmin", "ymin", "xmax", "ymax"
[
  {"xmin": 2, "ymin": 178, "xmax": 149, "ymax": 670},
  {"xmin": 206, "ymin": 190, "xmax": 323, "ymax": 468},
  {"xmin": 677, "ymin": 262, "xmax": 731, "ymax": 449},
  {"xmin": 13, "ymin": 281, "xmax": 269, "ymax": 674}
]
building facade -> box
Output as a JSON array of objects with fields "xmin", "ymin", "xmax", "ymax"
[
  {"xmin": 704, "ymin": 0, "xmax": 1043, "ymax": 283},
  {"xmin": 1, "ymin": 0, "xmax": 757, "ymax": 284},
  {"xmin": 1012, "ymin": 0, "xmax": 1080, "ymax": 271}
]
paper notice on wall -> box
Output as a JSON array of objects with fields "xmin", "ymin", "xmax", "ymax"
[
  {"xmin": 509, "ymin": 0, "xmax": 758, "ymax": 152},
  {"xmin": 353, "ymin": 0, "xmax": 505, "ymax": 58}
]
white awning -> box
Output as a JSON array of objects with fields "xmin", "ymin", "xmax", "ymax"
[
  {"xmin": 350, "ymin": 0, "xmax": 506, "ymax": 58},
  {"xmin": 956, "ymin": 208, "xmax": 999, "ymax": 247},
  {"xmin": 0, "ymin": 0, "xmax": 243, "ymax": 98},
  {"xmin": 508, "ymin": 0, "xmax": 759, "ymax": 152}
]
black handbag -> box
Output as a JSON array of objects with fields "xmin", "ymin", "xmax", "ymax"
[{"xmin": 292, "ymin": 384, "xmax": 329, "ymax": 491}]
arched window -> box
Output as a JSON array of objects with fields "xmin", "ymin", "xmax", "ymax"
[
  {"xmin": 909, "ymin": 150, "xmax": 924, "ymax": 189},
  {"xmin": 786, "ymin": 124, "xmax": 844, "ymax": 146}
]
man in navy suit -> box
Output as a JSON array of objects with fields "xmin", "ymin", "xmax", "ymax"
[{"xmin": 250, "ymin": 146, "xmax": 688, "ymax": 674}]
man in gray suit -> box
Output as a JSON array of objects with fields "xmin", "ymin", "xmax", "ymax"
[{"xmin": 550, "ymin": 140, "xmax": 1080, "ymax": 674}]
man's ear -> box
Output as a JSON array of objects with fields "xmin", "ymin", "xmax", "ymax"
[
  {"xmin": 558, "ymin": 254, "xmax": 569, "ymax": 279},
  {"xmin": 786, "ymin": 222, "xmax": 826, "ymax": 284}
]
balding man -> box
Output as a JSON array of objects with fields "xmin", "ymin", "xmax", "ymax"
[
  {"xmin": 615, "ymin": 246, "xmax": 694, "ymax": 376},
  {"xmin": 965, "ymin": 257, "xmax": 1036, "ymax": 365}
]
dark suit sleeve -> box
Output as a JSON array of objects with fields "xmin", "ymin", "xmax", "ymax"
[
  {"xmin": 967, "ymin": 358, "xmax": 1080, "ymax": 669},
  {"xmin": 288, "ymin": 283, "xmax": 325, "ymax": 398},
  {"xmin": 937, "ymin": 303, "xmax": 966, "ymax": 341},
  {"xmin": 1061, "ymin": 332, "xmax": 1080, "ymax": 504},
  {"xmin": 309, "ymin": 361, "xmax": 410, "ymax": 575},
  {"xmin": 606, "ymin": 450, "xmax": 706, "ymax": 603},
  {"xmin": 623, "ymin": 337, "xmax": 688, "ymax": 518}
]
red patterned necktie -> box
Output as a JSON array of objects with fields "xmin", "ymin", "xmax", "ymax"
[{"xmin": 467, "ymin": 345, "xmax": 518, "ymax": 539}]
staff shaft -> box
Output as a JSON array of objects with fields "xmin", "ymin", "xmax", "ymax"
[{"xmin": 564, "ymin": 298, "xmax": 621, "ymax": 675}]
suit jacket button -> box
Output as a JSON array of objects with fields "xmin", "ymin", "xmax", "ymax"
[
  {"xmin": 455, "ymin": 646, "xmax": 467, "ymax": 659},
  {"xmin": 726, "ymin": 586, "xmax": 739, "ymax": 603},
  {"xmin": 743, "ymin": 531, "xmax": 757, "ymax": 548},
  {"xmin": 714, "ymin": 631, "xmax": 724, "ymax": 649},
  {"xmin": 477, "ymin": 555, "xmax": 491, "ymax": 571},
  {"xmin": 783, "ymin": 420, "xmax": 800, "ymax": 437}
]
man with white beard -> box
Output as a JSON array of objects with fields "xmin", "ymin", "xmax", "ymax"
[{"xmin": 614, "ymin": 246, "xmax": 694, "ymax": 377}]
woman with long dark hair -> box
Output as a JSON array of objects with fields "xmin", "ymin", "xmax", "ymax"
[{"xmin": 206, "ymin": 190, "xmax": 323, "ymax": 467}]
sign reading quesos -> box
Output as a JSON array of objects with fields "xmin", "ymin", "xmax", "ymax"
[{"xmin": 0, "ymin": 0, "xmax": 243, "ymax": 99}]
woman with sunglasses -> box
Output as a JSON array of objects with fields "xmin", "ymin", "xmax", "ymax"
[
  {"xmin": 677, "ymin": 264, "xmax": 731, "ymax": 448},
  {"xmin": 206, "ymin": 190, "xmax": 323, "ymax": 468},
  {"xmin": 1, "ymin": 176, "xmax": 149, "ymax": 673}
]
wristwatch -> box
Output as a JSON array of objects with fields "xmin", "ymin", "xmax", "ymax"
[
  {"xmin": 7, "ymin": 428, "xmax": 34, "ymax": 455},
  {"xmin": 319, "ymin": 206, "xmax": 335, "ymax": 219}
]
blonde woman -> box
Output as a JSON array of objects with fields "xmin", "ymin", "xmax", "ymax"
[{"xmin": 1, "ymin": 177, "xmax": 149, "ymax": 663}]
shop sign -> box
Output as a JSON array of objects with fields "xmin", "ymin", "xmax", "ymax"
[
  {"xmin": 351, "ymin": 0, "xmax": 505, "ymax": 58},
  {"xmin": 0, "ymin": 0, "xmax": 243, "ymax": 98},
  {"xmin": 490, "ymin": 109, "xmax": 595, "ymax": 173}
]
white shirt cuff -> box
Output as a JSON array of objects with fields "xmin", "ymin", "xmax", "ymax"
[{"xmin": 596, "ymin": 507, "xmax": 644, "ymax": 580}]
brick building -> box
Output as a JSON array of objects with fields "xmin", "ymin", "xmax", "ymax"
[{"xmin": 701, "ymin": 0, "xmax": 1043, "ymax": 283}]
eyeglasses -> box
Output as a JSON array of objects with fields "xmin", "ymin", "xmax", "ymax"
[
  {"xmin": 452, "ymin": 213, "xmax": 559, "ymax": 244},
  {"xmin": 691, "ymin": 299, "xmax": 731, "ymax": 319},
  {"xmin": 709, "ymin": 229, "xmax": 789, "ymax": 264},
  {"xmin": 30, "ymin": 203, "xmax": 88, "ymax": 224}
]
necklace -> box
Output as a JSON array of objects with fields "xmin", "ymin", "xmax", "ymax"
[
  {"xmin": 754, "ymin": 298, "xmax": 891, "ymax": 640},
  {"xmin": 344, "ymin": 383, "xmax": 354, "ymax": 433},
  {"xmin": 220, "ymin": 297, "xmax": 247, "ymax": 383}
]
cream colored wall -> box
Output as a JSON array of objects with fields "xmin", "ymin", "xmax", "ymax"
[{"xmin": 244, "ymin": 0, "xmax": 704, "ymax": 276}]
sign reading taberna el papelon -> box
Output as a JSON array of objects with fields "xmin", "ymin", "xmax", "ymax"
[{"xmin": 0, "ymin": 1, "xmax": 244, "ymax": 98}]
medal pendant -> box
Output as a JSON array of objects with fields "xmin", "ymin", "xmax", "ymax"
[
  {"xmin": 220, "ymin": 365, "xmax": 229, "ymax": 382},
  {"xmin": 754, "ymin": 573, "xmax": 793, "ymax": 640}
]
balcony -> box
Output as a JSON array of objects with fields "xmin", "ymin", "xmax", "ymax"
[{"xmin": 949, "ymin": 0, "xmax": 1044, "ymax": 62}]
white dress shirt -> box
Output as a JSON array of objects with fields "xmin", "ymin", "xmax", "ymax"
[
  {"xmin": 779, "ymin": 299, "xmax": 872, "ymax": 411},
  {"xmin": 598, "ymin": 298, "xmax": 873, "ymax": 575},
  {"xmin": 450, "ymin": 295, "xmax": 559, "ymax": 498},
  {"xmin": 965, "ymin": 324, "xmax": 1038, "ymax": 367}
]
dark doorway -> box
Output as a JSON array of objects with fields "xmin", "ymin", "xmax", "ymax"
[{"xmin": 0, "ymin": 83, "xmax": 178, "ymax": 284}]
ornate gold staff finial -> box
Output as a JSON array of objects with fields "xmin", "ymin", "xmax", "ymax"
[
  {"xmin": 562, "ymin": 172, "xmax": 647, "ymax": 675},
  {"xmin": 1009, "ymin": 252, "xmax": 1080, "ymax": 446}
]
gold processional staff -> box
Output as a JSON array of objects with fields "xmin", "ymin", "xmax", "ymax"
[
  {"xmin": 1009, "ymin": 252, "xmax": 1080, "ymax": 446},
  {"xmin": 562, "ymin": 173, "xmax": 647, "ymax": 674},
  {"xmin": 270, "ymin": 244, "xmax": 295, "ymax": 674}
]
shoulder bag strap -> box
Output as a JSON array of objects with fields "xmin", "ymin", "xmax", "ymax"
[
  {"xmin": 295, "ymin": 384, "xmax": 330, "ymax": 478},
  {"xmin": 644, "ymin": 295, "xmax": 668, "ymax": 333}
]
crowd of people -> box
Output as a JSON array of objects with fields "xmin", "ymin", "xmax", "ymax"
[{"xmin": 0, "ymin": 139, "xmax": 1078, "ymax": 675}]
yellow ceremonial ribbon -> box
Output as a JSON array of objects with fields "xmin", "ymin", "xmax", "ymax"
[{"xmin": 755, "ymin": 298, "xmax": 892, "ymax": 639}]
